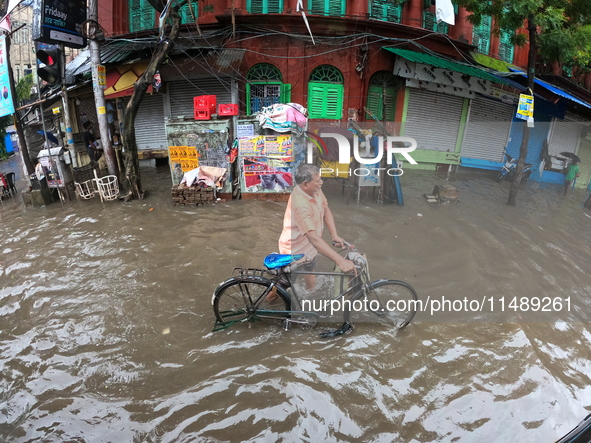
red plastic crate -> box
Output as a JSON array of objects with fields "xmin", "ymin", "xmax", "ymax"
[
  {"xmin": 194, "ymin": 108, "xmax": 211, "ymax": 120},
  {"xmin": 194, "ymin": 95, "xmax": 216, "ymax": 113},
  {"xmin": 218, "ymin": 103, "xmax": 239, "ymax": 116}
]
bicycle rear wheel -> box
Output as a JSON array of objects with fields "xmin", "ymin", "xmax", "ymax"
[
  {"xmin": 351, "ymin": 279, "xmax": 418, "ymax": 329},
  {"xmin": 212, "ymin": 277, "xmax": 291, "ymax": 327}
]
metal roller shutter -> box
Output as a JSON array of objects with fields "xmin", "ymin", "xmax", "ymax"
[
  {"xmin": 168, "ymin": 78, "xmax": 233, "ymax": 118},
  {"xmin": 547, "ymin": 114, "xmax": 581, "ymax": 156},
  {"xmin": 462, "ymin": 95, "xmax": 513, "ymax": 161},
  {"xmin": 576, "ymin": 137, "xmax": 591, "ymax": 188},
  {"xmin": 135, "ymin": 93, "xmax": 168, "ymax": 151},
  {"xmin": 506, "ymin": 112, "xmax": 552, "ymax": 166},
  {"xmin": 404, "ymin": 89, "xmax": 464, "ymax": 152}
]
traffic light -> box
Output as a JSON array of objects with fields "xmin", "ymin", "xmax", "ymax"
[{"xmin": 36, "ymin": 47, "xmax": 62, "ymax": 87}]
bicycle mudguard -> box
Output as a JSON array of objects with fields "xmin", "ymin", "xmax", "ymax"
[{"xmin": 319, "ymin": 322, "xmax": 353, "ymax": 338}]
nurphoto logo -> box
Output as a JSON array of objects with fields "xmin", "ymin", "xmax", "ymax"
[{"xmin": 306, "ymin": 130, "xmax": 418, "ymax": 177}]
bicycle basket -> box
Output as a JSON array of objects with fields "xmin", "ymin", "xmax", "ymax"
[{"xmin": 333, "ymin": 252, "xmax": 369, "ymax": 297}]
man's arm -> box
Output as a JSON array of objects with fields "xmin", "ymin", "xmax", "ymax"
[
  {"xmin": 324, "ymin": 205, "xmax": 346, "ymax": 247},
  {"xmin": 306, "ymin": 231, "xmax": 355, "ymax": 273}
]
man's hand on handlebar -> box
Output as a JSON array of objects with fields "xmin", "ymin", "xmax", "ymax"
[
  {"xmin": 336, "ymin": 257, "xmax": 356, "ymax": 274},
  {"xmin": 332, "ymin": 236, "xmax": 349, "ymax": 249}
]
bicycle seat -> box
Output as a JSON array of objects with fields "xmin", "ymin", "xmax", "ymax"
[{"xmin": 264, "ymin": 253, "xmax": 304, "ymax": 269}]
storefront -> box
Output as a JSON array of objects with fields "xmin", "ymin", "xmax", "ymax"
[
  {"xmin": 387, "ymin": 47, "xmax": 510, "ymax": 169},
  {"xmin": 461, "ymin": 94, "xmax": 515, "ymax": 169}
]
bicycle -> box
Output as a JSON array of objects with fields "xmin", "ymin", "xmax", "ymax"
[{"xmin": 211, "ymin": 242, "xmax": 418, "ymax": 338}]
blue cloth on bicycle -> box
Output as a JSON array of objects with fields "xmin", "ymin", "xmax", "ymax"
[{"xmin": 264, "ymin": 253, "xmax": 304, "ymax": 269}]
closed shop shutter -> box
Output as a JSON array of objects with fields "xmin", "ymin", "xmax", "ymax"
[
  {"xmin": 547, "ymin": 114, "xmax": 581, "ymax": 157},
  {"xmin": 404, "ymin": 89, "xmax": 464, "ymax": 152},
  {"xmin": 576, "ymin": 137, "xmax": 591, "ymax": 189},
  {"xmin": 168, "ymin": 78, "xmax": 233, "ymax": 118},
  {"xmin": 506, "ymin": 112, "xmax": 552, "ymax": 166},
  {"xmin": 462, "ymin": 95, "xmax": 514, "ymax": 161},
  {"xmin": 135, "ymin": 93, "xmax": 167, "ymax": 151}
]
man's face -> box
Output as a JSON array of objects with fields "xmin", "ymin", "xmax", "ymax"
[{"xmin": 301, "ymin": 173, "xmax": 323, "ymax": 196}]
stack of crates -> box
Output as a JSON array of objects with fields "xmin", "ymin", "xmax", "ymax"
[
  {"xmin": 194, "ymin": 95, "xmax": 216, "ymax": 120},
  {"xmin": 169, "ymin": 146, "xmax": 199, "ymax": 172}
]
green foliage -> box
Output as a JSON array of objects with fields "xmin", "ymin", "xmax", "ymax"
[
  {"xmin": 15, "ymin": 73, "xmax": 33, "ymax": 104},
  {"xmin": 455, "ymin": 0, "xmax": 591, "ymax": 71}
]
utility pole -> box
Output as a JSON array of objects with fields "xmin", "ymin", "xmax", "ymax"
[
  {"xmin": 88, "ymin": 0, "xmax": 118, "ymax": 178},
  {"xmin": 58, "ymin": 43, "xmax": 77, "ymax": 167},
  {"xmin": 4, "ymin": 33, "xmax": 34, "ymax": 175}
]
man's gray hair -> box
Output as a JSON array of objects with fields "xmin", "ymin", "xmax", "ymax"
[{"xmin": 294, "ymin": 164, "xmax": 320, "ymax": 185}]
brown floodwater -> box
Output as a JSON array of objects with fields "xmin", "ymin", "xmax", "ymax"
[{"xmin": 1, "ymin": 153, "xmax": 591, "ymax": 442}]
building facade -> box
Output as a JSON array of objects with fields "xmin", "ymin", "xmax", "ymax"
[{"xmin": 85, "ymin": 0, "xmax": 591, "ymax": 188}]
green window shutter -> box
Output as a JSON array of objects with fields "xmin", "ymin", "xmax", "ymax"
[
  {"xmin": 365, "ymin": 85, "xmax": 396, "ymax": 121},
  {"xmin": 423, "ymin": 11, "xmax": 448, "ymax": 33},
  {"xmin": 369, "ymin": 0, "xmax": 401, "ymax": 23},
  {"xmin": 308, "ymin": 83, "xmax": 326, "ymax": 118},
  {"xmin": 325, "ymin": 84, "xmax": 343, "ymax": 118},
  {"xmin": 248, "ymin": 0, "xmax": 283, "ymax": 13},
  {"xmin": 328, "ymin": 0, "xmax": 345, "ymax": 16},
  {"xmin": 366, "ymin": 85, "xmax": 383, "ymax": 120},
  {"xmin": 309, "ymin": 0, "xmax": 344, "ymax": 16},
  {"xmin": 383, "ymin": 86, "xmax": 396, "ymax": 121},
  {"xmin": 309, "ymin": 0, "xmax": 323, "ymax": 14},
  {"xmin": 129, "ymin": 0, "xmax": 154, "ymax": 32},
  {"xmin": 308, "ymin": 83, "xmax": 343, "ymax": 119},
  {"xmin": 472, "ymin": 15, "xmax": 491, "ymax": 54},
  {"xmin": 179, "ymin": 0, "xmax": 198, "ymax": 24},
  {"xmin": 280, "ymin": 83, "xmax": 291, "ymax": 103},
  {"xmin": 499, "ymin": 30, "xmax": 514, "ymax": 63}
]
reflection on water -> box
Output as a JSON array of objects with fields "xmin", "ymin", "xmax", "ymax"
[{"xmin": 1, "ymin": 155, "xmax": 591, "ymax": 441}]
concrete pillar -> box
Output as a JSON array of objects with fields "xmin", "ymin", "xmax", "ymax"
[
  {"xmin": 286, "ymin": 0, "xmax": 298, "ymax": 13},
  {"xmin": 404, "ymin": 0, "xmax": 423, "ymax": 28},
  {"xmin": 348, "ymin": 1, "xmax": 366, "ymax": 17}
]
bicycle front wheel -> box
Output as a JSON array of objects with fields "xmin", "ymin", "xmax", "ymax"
[
  {"xmin": 352, "ymin": 279, "xmax": 418, "ymax": 329},
  {"xmin": 213, "ymin": 278, "xmax": 291, "ymax": 327}
]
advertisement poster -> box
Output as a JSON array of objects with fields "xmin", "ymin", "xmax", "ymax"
[
  {"xmin": 0, "ymin": 36, "xmax": 14, "ymax": 118},
  {"xmin": 516, "ymin": 94, "xmax": 534, "ymax": 120},
  {"xmin": 265, "ymin": 135, "xmax": 293, "ymax": 158},
  {"xmin": 241, "ymin": 157, "xmax": 292, "ymax": 192},
  {"xmin": 239, "ymin": 136, "xmax": 266, "ymax": 156}
]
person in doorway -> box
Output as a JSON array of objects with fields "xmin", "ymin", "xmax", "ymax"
[
  {"xmin": 277, "ymin": 164, "xmax": 355, "ymax": 291},
  {"xmin": 83, "ymin": 121, "xmax": 102, "ymax": 162},
  {"xmin": 564, "ymin": 161, "xmax": 580, "ymax": 195}
]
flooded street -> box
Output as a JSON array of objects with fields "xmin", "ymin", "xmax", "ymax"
[{"xmin": 2, "ymin": 154, "xmax": 591, "ymax": 442}]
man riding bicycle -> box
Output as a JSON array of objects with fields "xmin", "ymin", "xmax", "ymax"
[{"xmin": 278, "ymin": 164, "xmax": 355, "ymax": 290}]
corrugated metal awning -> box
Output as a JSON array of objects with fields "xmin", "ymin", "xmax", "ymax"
[
  {"xmin": 384, "ymin": 47, "xmax": 511, "ymax": 85},
  {"xmin": 509, "ymin": 68, "xmax": 591, "ymax": 110}
]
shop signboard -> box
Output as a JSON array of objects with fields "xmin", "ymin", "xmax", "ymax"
[
  {"xmin": 0, "ymin": 36, "xmax": 15, "ymax": 118},
  {"xmin": 32, "ymin": 0, "xmax": 87, "ymax": 48}
]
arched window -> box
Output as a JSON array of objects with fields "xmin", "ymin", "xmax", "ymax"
[
  {"xmin": 246, "ymin": 63, "xmax": 291, "ymax": 115},
  {"xmin": 366, "ymin": 71, "xmax": 397, "ymax": 121},
  {"xmin": 308, "ymin": 65, "xmax": 344, "ymax": 119},
  {"xmin": 247, "ymin": 0, "xmax": 284, "ymax": 13}
]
